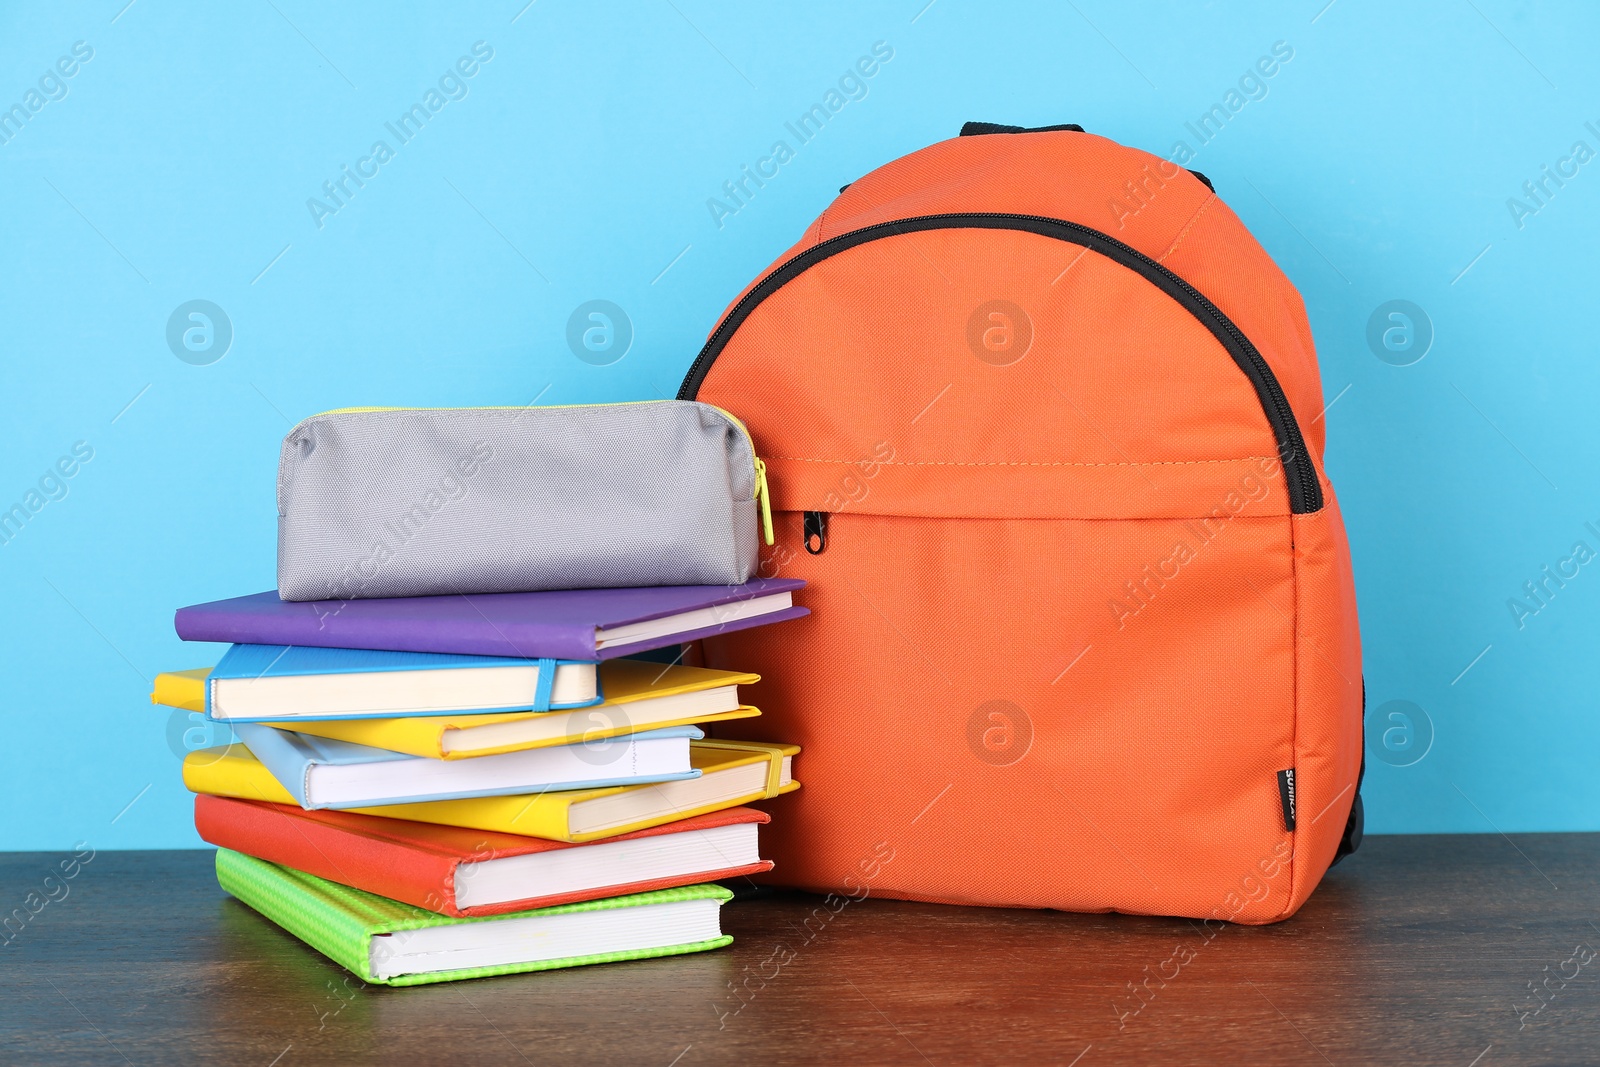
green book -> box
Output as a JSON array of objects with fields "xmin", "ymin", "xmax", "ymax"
[{"xmin": 215, "ymin": 849, "xmax": 734, "ymax": 986}]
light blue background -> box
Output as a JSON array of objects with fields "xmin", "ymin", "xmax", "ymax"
[{"xmin": 3, "ymin": 1, "xmax": 1595, "ymax": 849}]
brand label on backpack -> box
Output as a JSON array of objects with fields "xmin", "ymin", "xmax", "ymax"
[{"xmin": 1277, "ymin": 768, "xmax": 1297, "ymax": 832}]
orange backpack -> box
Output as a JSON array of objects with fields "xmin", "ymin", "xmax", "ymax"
[{"xmin": 684, "ymin": 123, "xmax": 1363, "ymax": 924}]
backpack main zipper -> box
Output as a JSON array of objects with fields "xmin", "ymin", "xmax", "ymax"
[{"xmin": 677, "ymin": 212, "xmax": 1323, "ymax": 514}]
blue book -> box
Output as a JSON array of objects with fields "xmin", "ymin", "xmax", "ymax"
[
  {"xmin": 205, "ymin": 643, "xmax": 602, "ymax": 722},
  {"xmin": 232, "ymin": 722, "xmax": 704, "ymax": 810}
]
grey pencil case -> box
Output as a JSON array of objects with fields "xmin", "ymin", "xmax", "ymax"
[{"xmin": 275, "ymin": 401, "xmax": 772, "ymax": 601}]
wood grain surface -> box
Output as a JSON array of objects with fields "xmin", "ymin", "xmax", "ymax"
[{"xmin": 1, "ymin": 834, "xmax": 1596, "ymax": 1066}]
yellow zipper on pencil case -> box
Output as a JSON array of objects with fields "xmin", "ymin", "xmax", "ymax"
[{"xmin": 307, "ymin": 401, "xmax": 774, "ymax": 545}]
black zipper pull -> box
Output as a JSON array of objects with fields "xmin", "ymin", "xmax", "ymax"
[{"xmin": 803, "ymin": 512, "xmax": 828, "ymax": 554}]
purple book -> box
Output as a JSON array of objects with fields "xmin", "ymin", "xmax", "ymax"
[{"xmin": 174, "ymin": 578, "xmax": 808, "ymax": 660}]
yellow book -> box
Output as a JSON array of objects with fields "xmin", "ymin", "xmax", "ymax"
[
  {"xmin": 151, "ymin": 667, "xmax": 210, "ymax": 712},
  {"xmin": 153, "ymin": 659, "xmax": 761, "ymax": 758},
  {"xmin": 184, "ymin": 739, "xmax": 800, "ymax": 843}
]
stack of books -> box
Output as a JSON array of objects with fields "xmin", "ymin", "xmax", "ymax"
[{"xmin": 154, "ymin": 579, "xmax": 806, "ymax": 986}]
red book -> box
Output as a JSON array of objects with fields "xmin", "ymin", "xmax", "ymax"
[{"xmin": 195, "ymin": 794, "xmax": 772, "ymax": 916}]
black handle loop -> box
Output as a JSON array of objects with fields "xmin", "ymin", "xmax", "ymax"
[{"xmin": 959, "ymin": 121, "xmax": 1084, "ymax": 136}]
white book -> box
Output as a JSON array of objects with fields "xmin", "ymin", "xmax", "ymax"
[{"xmin": 232, "ymin": 722, "xmax": 702, "ymax": 810}]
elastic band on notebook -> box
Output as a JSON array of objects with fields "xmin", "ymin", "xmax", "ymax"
[
  {"xmin": 762, "ymin": 750, "xmax": 783, "ymax": 796},
  {"xmin": 532, "ymin": 658, "xmax": 557, "ymax": 711}
]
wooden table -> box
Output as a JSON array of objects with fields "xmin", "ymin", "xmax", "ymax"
[{"xmin": 2, "ymin": 834, "xmax": 1596, "ymax": 1065}]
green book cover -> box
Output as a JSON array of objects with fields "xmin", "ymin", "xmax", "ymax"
[{"xmin": 215, "ymin": 848, "xmax": 734, "ymax": 986}]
